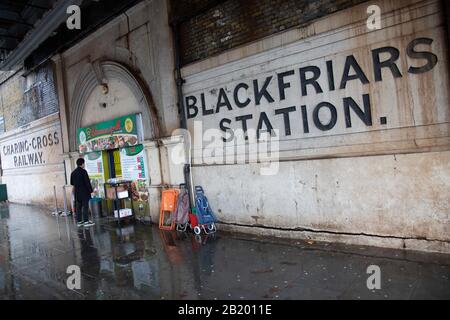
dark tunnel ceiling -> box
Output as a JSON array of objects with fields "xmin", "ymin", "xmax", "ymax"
[
  {"xmin": 0, "ymin": 0, "xmax": 143, "ymax": 70},
  {"xmin": 0, "ymin": 0, "xmax": 55, "ymax": 63}
]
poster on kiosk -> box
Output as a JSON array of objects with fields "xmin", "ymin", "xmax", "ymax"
[
  {"xmin": 84, "ymin": 151, "xmax": 105, "ymax": 199},
  {"xmin": 77, "ymin": 114, "xmax": 149, "ymax": 214},
  {"xmin": 120, "ymin": 145, "xmax": 149, "ymax": 203}
]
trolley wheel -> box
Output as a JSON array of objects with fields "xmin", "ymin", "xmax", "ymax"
[
  {"xmin": 208, "ymin": 223, "xmax": 216, "ymax": 231},
  {"xmin": 194, "ymin": 226, "xmax": 201, "ymax": 235}
]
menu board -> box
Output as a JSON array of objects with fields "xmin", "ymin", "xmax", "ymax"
[
  {"xmin": 120, "ymin": 145, "xmax": 149, "ymax": 202},
  {"xmin": 85, "ymin": 151, "xmax": 105, "ymax": 198},
  {"xmin": 120, "ymin": 145, "xmax": 146, "ymax": 180}
]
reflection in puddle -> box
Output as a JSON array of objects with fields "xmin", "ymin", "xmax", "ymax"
[
  {"xmin": 0, "ymin": 204, "xmax": 449, "ymax": 300},
  {"xmin": 0, "ymin": 204, "xmax": 10, "ymax": 219}
]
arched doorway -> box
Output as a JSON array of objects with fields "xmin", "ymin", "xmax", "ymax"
[
  {"xmin": 68, "ymin": 60, "xmax": 162, "ymax": 222},
  {"xmin": 70, "ymin": 60, "xmax": 160, "ymax": 151}
]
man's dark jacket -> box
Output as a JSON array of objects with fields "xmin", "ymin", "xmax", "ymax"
[{"xmin": 70, "ymin": 167, "xmax": 93, "ymax": 201}]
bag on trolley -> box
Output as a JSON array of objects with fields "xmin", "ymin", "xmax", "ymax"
[
  {"xmin": 193, "ymin": 186, "xmax": 217, "ymax": 235},
  {"xmin": 174, "ymin": 186, "xmax": 190, "ymax": 231}
]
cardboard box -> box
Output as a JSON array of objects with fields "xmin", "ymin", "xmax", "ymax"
[
  {"xmin": 117, "ymin": 190, "xmax": 129, "ymax": 199},
  {"xmin": 106, "ymin": 186, "xmax": 128, "ymax": 200},
  {"xmin": 114, "ymin": 208, "xmax": 133, "ymax": 218}
]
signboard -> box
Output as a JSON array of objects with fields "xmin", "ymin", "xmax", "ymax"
[
  {"xmin": 182, "ymin": 1, "xmax": 449, "ymax": 163},
  {"xmin": 77, "ymin": 114, "xmax": 143, "ymax": 154},
  {"xmin": 120, "ymin": 145, "xmax": 149, "ymax": 202},
  {"xmin": 185, "ymin": 37, "xmax": 444, "ymax": 137},
  {"xmin": 85, "ymin": 151, "xmax": 105, "ymax": 198},
  {"xmin": 120, "ymin": 145, "xmax": 147, "ymax": 180},
  {"xmin": 0, "ymin": 126, "xmax": 61, "ymax": 170},
  {"xmin": 0, "ymin": 114, "xmax": 65, "ymax": 208}
]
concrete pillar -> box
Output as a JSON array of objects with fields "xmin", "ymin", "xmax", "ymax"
[
  {"xmin": 143, "ymin": 140, "xmax": 162, "ymax": 222},
  {"xmin": 52, "ymin": 54, "xmax": 74, "ymax": 185}
]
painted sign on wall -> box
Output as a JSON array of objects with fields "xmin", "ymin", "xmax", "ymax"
[
  {"xmin": 0, "ymin": 126, "xmax": 61, "ymax": 169},
  {"xmin": 182, "ymin": 1, "xmax": 449, "ymax": 163},
  {"xmin": 185, "ymin": 38, "xmax": 440, "ymax": 138},
  {"xmin": 77, "ymin": 114, "xmax": 143, "ymax": 154}
]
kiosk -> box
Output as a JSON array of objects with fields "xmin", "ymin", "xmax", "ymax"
[{"xmin": 76, "ymin": 113, "xmax": 150, "ymax": 223}]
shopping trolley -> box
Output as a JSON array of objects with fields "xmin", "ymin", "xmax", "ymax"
[{"xmin": 191, "ymin": 186, "xmax": 217, "ymax": 235}]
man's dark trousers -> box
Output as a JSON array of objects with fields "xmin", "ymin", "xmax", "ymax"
[
  {"xmin": 76, "ymin": 197, "xmax": 90, "ymax": 223},
  {"xmin": 71, "ymin": 166, "xmax": 93, "ymax": 224}
]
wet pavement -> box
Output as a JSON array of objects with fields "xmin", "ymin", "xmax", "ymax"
[{"xmin": 0, "ymin": 203, "xmax": 449, "ymax": 300}]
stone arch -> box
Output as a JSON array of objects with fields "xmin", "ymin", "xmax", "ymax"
[{"xmin": 69, "ymin": 60, "xmax": 160, "ymax": 151}]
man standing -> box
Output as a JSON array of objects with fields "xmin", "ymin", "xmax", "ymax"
[{"xmin": 70, "ymin": 158, "xmax": 95, "ymax": 227}]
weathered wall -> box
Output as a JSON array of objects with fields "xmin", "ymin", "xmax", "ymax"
[
  {"xmin": 193, "ymin": 151, "xmax": 450, "ymax": 252},
  {"xmin": 57, "ymin": 0, "xmax": 184, "ymax": 221},
  {"xmin": 0, "ymin": 114, "xmax": 65, "ymax": 207},
  {"xmin": 61, "ymin": 0, "xmax": 179, "ymax": 139},
  {"xmin": 0, "ymin": 63, "xmax": 59, "ymax": 131},
  {"xmin": 172, "ymin": 0, "xmax": 369, "ymax": 65},
  {"xmin": 0, "ymin": 61, "xmax": 63, "ymax": 207},
  {"xmin": 0, "ymin": 71, "xmax": 22, "ymax": 133},
  {"xmin": 182, "ymin": 0, "xmax": 450, "ymax": 253}
]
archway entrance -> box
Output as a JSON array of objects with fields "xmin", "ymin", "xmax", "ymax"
[
  {"xmin": 70, "ymin": 61, "xmax": 159, "ymax": 150},
  {"xmin": 69, "ymin": 61, "xmax": 161, "ymax": 223}
]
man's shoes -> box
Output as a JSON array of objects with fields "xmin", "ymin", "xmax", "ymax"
[
  {"xmin": 76, "ymin": 221, "xmax": 84, "ymax": 228},
  {"xmin": 83, "ymin": 220, "xmax": 95, "ymax": 227}
]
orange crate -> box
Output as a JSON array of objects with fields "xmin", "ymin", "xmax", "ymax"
[{"xmin": 159, "ymin": 189, "xmax": 179, "ymax": 231}]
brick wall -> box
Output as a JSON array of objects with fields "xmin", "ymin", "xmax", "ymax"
[
  {"xmin": 0, "ymin": 71, "xmax": 23, "ymax": 132},
  {"xmin": 172, "ymin": 0, "xmax": 369, "ymax": 65},
  {"xmin": 170, "ymin": 0, "xmax": 219, "ymax": 21},
  {"xmin": 0, "ymin": 62, "xmax": 59, "ymax": 131}
]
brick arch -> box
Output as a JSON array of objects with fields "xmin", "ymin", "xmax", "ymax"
[{"xmin": 69, "ymin": 60, "xmax": 160, "ymax": 151}]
